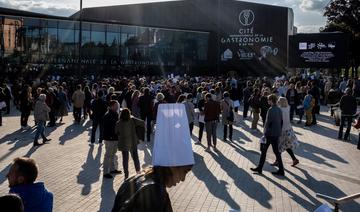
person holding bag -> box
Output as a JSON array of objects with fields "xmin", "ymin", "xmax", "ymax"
[
  {"xmin": 220, "ymin": 92, "xmax": 234, "ymax": 141},
  {"xmin": 271, "ymin": 97, "xmax": 299, "ymax": 167},
  {"xmin": 115, "ymin": 108, "xmax": 145, "ymax": 179}
]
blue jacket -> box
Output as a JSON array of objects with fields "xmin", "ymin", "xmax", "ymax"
[{"xmin": 10, "ymin": 182, "xmax": 53, "ymax": 212}]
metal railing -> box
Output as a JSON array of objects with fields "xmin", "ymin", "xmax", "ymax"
[{"xmin": 316, "ymin": 192, "xmax": 360, "ymax": 212}]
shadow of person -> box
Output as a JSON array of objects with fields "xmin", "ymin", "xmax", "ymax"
[
  {"xmin": 295, "ymin": 141, "xmax": 348, "ymax": 167},
  {"xmin": 262, "ymin": 173, "xmax": 321, "ymax": 211},
  {"xmin": 0, "ymin": 163, "xmax": 12, "ymax": 184},
  {"xmin": 77, "ymin": 146, "xmax": 103, "ymax": 195},
  {"xmin": 0, "ymin": 130, "xmax": 35, "ymax": 163},
  {"xmin": 192, "ymin": 152, "xmax": 240, "ymax": 210},
  {"xmin": 99, "ymin": 177, "xmax": 116, "ymax": 212},
  {"xmin": 59, "ymin": 121, "xmax": 90, "ymax": 145},
  {"xmin": 289, "ymin": 167, "xmax": 360, "ymax": 211},
  {"xmin": 209, "ymin": 151, "xmax": 272, "ymax": 209}
]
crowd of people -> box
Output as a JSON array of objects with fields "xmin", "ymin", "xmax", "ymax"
[{"xmin": 1, "ymin": 73, "xmax": 360, "ymax": 211}]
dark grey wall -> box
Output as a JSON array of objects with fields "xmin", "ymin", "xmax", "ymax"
[{"xmin": 72, "ymin": 0, "xmax": 292, "ymax": 76}]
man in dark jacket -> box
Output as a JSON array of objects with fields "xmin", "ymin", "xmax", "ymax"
[
  {"xmin": 251, "ymin": 94, "xmax": 285, "ymax": 176},
  {"xmin": 338, "ymin": 88, "xmax": 357, "ymax": 140},
  {"xmin": 90, "ymin": 91, "xmax": 108, "ymax": 145},
  {"xmin": 7, "ymin": 157, "xmax": 53, "ymax": 212},
  {"xmin": 286, "ymin": 83, "xmax": 298, "ymax": 121},
  {"xmin": 138, "ymin": 88, "xmax": 154, "ymax": 142},
  {"xmin": 204, "ymin": 93, "xmax": 221, "ymax": 151},
  {"xmin": 102, "ymin": 100, "xmax": 122, "ymax": 179}
]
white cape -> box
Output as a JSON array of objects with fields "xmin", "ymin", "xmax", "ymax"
[{"xmin": 152, "ymin": 103, "xmax": 195, "ymax": 167}]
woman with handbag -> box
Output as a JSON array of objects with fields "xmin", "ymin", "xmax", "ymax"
[
  {"xmin": 271, "ymin": 97, "xmax": 299, "ymax": 167},
  {"xmin": 220, "ymin": 92, "xmax": 234, "ymax": 141},
  {"xmin": 115, "ymin": 108, "xmax": 145, "ymax": 179}
]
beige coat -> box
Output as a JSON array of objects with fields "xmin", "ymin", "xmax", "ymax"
[
  {"xmin": 34, "ymin": 100, "xmax": 51, "ymax": 122},
  {"xmin": 115, "ymin": 117, "xmax": 145, "ymax": 151},
  {"xmin": 72, "ymin": 90, "xmax": 85, "ymax": 108},
  {"xmin": 220, "ymin": 98, "xmax": 233, "ymax": 125}
]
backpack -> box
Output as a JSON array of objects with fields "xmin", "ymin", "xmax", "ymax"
[{"xmin": 112, "ymin": 175, "xmax": 155, "ymax": 212}]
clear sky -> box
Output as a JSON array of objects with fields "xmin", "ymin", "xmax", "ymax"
[{"xmin": 0, "ymin": 0, "xmax": 329, "ymax": 33}]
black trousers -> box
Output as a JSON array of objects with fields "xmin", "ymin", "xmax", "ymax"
[
  {"xmin": 223, "ymin": 124, "xmax": 233, "ymax": 140},
  {"xmin": 285, "ymin": 149, "xmax": 297, "ymax": 161},
  {"xmin": 91, "ymin": 119, "xmax": 104, "ymax": 143},
  {"xmin": 257, "ymin": 136, "xmax": 284, "ymax": 172},
  {"xmin": 198, "ymin": 122, "xmax": 205, "ymax": 141},
  {"xmin": 122, "ymin": 147, "xmax": 140, "ymax": 179},
  {"xmin": 189, "ymin": 122, "xmax": 194, "ymax": 135},
  {"xmin": 73, "ymin": 106, "xmax": 82, "ymax": 123},
  {"xmin": 20, "ymin": 111, "xmax": 30, "ymax": 127},
  {"xmin": 0, "ymin": 110, "xmax": 2, "ymax": 126},
  {"xmin": 140, "ymin": 113, "xmax": 152, "ymax": 141},
  {"xmin": 5, "ymin": 100, "xmax": 10, "ymax": 114},
  {"xmin": 243, "ymin": 102, "xmax": 249, "ymax": 118},
  {"xmin": 48, "ymin": 110, "xmax": 56, "ymax": 126},
  {"xmin": 289, "ymin": 104, "xmax": 296, "ymax": 121},
  {"xmin": 338, "ymin": 116, "xmax": 353, "ymax": 140}
]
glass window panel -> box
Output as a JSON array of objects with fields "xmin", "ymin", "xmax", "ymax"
[
  {"xmin": 58, "ymin": 20, "xmax": 75, "ymax": 29},
  {"xmin": 91, "ymin": 31, "xmax": 105, "ymax": 45},
  {"xmin": 23, "ymin": 17, "xmax": 40, "ymax": 27}
]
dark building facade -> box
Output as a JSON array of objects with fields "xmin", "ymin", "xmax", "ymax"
[{"xmin": 0, "ymin": 0, "xmax": 294, "ymax": 77}]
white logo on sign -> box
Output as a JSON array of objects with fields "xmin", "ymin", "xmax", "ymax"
[
  {"xmin": 239, "ymin": 9, "xmax": 255, "ymax": 26},
  {"xmin": 299, "ymin": 42, "xmax": 307, "ymax": 50},
  {"xmin": 223, "ymin": 49, "xmax": 233, "ymax": 59}
]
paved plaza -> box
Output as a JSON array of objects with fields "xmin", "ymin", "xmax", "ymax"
[{"xmin": 0, "ymin": 107, "xmax": 360, "ymax": 212}]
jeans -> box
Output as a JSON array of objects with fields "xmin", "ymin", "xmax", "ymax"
[
  {"xmin": 205, "ymin": 120, "xmax": 218, "ymax": 147},
  {"xmin": 223, "ymin": 124, "xmax": 233, "ymax": 140},
  {"xmin": 122, "ymin": 147, "xmax": 140, "ymax": 179},
  {"xmin": 34, "ymin": 121, "xmax": 46, "ymax": 143},
  {"xmin": 91, "ymin": 119, "xmax": 104, "ymax": 143},
  {"xmin": 243, "ymin": 102, "xmax": 249, "ymax": 118},
  {"xmin": 140, "ymin": 113, "xmax": 152, "ymax": 141},
  {"xmin": 257, "ymin": 136, "xmax": 284, "ymax": 172},
  {"xmin": 103, "ymin": 140, "xmax": 118, "ymax": 174},
  {"xmin": 73, "ymin": 106, "xmax": 82, "ymax": 123},
  {"xmin": 338, "ymin": 116, "xmax": 353, "ymax": 140},
  {"xmin": 198, "ymin": 122, "xmax": 205, "ymax": 142}
]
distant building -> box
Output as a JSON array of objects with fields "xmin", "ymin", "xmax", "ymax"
[{"xmin": 0, "ymin": 0, "xmax": 294, "ymax": 76}]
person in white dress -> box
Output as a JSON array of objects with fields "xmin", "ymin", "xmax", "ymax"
[{"xmin": 271, "ymin": 97, "xmax": 299, "ymax": 167}]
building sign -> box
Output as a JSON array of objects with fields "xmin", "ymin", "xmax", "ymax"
[
  {"xmin": 218, "ymin": 2, "xmax": 289, "ymax": 74},
  {"xmin": 288, "ymin": 33, "xmax": 349, "ymax": 68}
]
